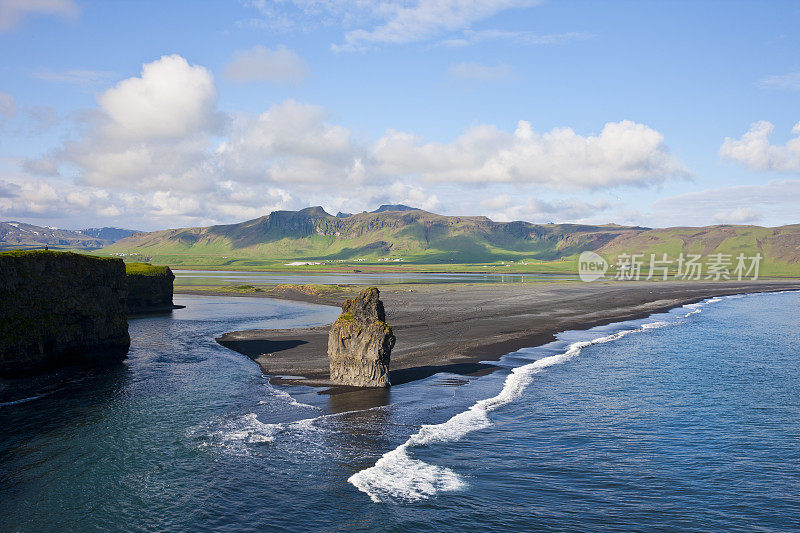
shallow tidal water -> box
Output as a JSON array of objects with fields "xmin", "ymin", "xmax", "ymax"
[
  {"xmin": 1, "ymin": 291, "xmax": 799, "ymax": 532},
  {"xmin": 173, "ymin": 269, "xmax": 578, "ymax": 286}
]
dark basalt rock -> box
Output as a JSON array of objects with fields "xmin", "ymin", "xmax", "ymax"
[
  {"xmin": 0, "ymin": 251, "xmax": 130, "ymax": 377},
  {"xmin": 328, "ymin": 287, "xmax": 394, "ymax": 387},
  {"xmin": 125, "ymin": 266, "xmax": 177, "ymax": 314}
]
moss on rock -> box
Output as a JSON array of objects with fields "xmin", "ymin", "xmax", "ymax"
[{"xmin": 0, "ymin": 250, "xmax": 130, "ymax": 376}]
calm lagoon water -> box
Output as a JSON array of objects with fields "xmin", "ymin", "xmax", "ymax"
[
  {"xmin": 2, "ymin": 291, "xmax": 799, "ymax": 531},
  {"xmin": 173, "ymin": 269, "xmax": 578, "ymax": 286}
]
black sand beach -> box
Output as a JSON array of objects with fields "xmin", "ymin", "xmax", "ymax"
[{"xmin": 210, "ymin": 280, "xmax": 800, "ymax": 388}]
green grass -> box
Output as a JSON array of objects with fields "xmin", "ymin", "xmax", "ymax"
[
  {"xmin": 124, "ymin": 262, "xmax": 170, "ymax": 276},
  {"xmin": 96, "ymin": 214, "xmax": 800, "ymax": 277},
  {"xmin": 0, "ymin": 249, "xmax": 119, "ymax": 262}
]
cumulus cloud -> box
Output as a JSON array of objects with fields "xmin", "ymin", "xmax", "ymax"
[
  {"xmin": 374, "ymin": 120, "xmax": 689, "ymax": 188},
  {"xmin": 218, "ymin": 99, "xmax": 365, "ymax": 184},
  {"xmin": 0, "ymin": 0, "xmax": 78, "ymax": 32},
  {"xmin": 448, "ymin": 61, "xmax": 511, "ymax": 82},
  {"xmin": 61, "ymin": 54, "xmax": 223, "ymax": 190},
  {"xmin": 97, "ymin": 54, "xmax": 220, "ymax": 140},
  {"xmin": 13, "ymin": 54, "xmax": 688, "ymax": 228},
  {"xmin": 0, "ymin": 173, "xmax": 298, "ymax": 227},
  {"xmin": 224, "ymin": 45, "xmax": 310, "ymax": 84},
  {"xmin": 385, "ymin": 182, "xmax": 440, "ymax": 211},
  {"xmin": 720, "ymin": 120, "xmax": 800, "ymax": 172}
]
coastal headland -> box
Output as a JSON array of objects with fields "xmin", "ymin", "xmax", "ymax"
[{"xmin": 213, "ymin": 280, "xmax": 800, "ymax": 389}]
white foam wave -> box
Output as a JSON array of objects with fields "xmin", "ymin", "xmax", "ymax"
[
  {"xmin": 199, "ymin": 410, "xmax": 330, "ymax": 454},
  {"xmin": 680, "ymin": 295, "xmax": 728, "ymax": 318},
  {"xmin": 682, "ymin": 303, "xmax": 703, "ymax": 317},
  {"xmin": 261, "ymin": 386, "xmax": 320, "ymax": 410},
  {"xmin": 349, "ymin": 323, "xmax": 662, "ymax": 503},
  {"xmin": 219, "ymin": 413, "xmax": 279, "ymax": 445}
]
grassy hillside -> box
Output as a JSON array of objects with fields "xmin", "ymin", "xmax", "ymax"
[
  {"xmin": 597, "ymin": 225, "xmax": 800, "ymax": 276},
  {"xmin": 98, "ymin": 206, "xmax": 800, "ymax": 276},
  {"xmin": 101, "ymin": 206, "xmax": 642, "ymax": 268}
]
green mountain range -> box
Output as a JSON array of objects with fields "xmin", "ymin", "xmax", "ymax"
[{"xmin": 100, "ymin": 205, "xmax": 800, "ymax": 276}]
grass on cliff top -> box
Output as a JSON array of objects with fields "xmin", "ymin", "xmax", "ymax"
[
  {"xmin": 0, "ymin": 249, "xmax": 120, "ymax": 262},
  {"xmin": 125, "ymin": 262, "xmax": 170, "ymax": 276}
]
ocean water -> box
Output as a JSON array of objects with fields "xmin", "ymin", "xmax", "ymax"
[{"xmin": 1, "ymin": 291, "xmax": 799, "ymax": 531}]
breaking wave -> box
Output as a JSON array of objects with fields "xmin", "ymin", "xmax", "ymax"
[{"xmin": 348, "ymin": 321, "xmax": 678, "ymax": 503}]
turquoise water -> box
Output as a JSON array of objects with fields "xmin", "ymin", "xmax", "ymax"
[{"xmin": 2, "ymin": 291, "xmax": 799, "ymax": 531}]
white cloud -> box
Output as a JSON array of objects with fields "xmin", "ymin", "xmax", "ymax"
[
  {"xmin": 652, "ymin": 179, "xmax": 800, "ymax": 227},
  {"xmin": 720, "ymin": 120, "xmax": 800, "ymax": 172},
  {"xmin": 0, "ymin": 91, "xmax": 16, "ymax": 118},
  {"xmin": 482, "ymin": 194, "xmax": 513, "ymax": 210},
  {"xmin": 32, "ymin": 68, "xmax": 115, "ymax": 86},
  {"xmin": 441, "ymin": 29, "xmax": 592, "ymax": 47},
  {"xmin": 243, "ymin": 1, "xmax": 590, "ymax": 53},
  {"xmin": 336, "ymin": 0, "xmax": 539, "ymax": 50},
  {"xmin": 757, "ymin": 72, "xmax": 800, "ymax": 91},
  {"xmin": 14, "ymin": 55, "xmax": 689, "ymax": 229},
  {"xmin": 244, "ymin": 0, "xmax": 543, "ymax": 51},
  {"xmin": 224, "ymin": 45, "xmax": 310, "ymax": 84},
  {"xmin": 714, "ymin": 207, "xmax": 762, "ymax": 224},
  {"xmin": 385, "ymin": 182, "xmax": 440, "ymax": 211},
  {"xmin": 97, "ymin": 54, "xmax": 220, "ymax": 141},
  {"xmin": 0, "ymin": 173, "xmax": 299, "ymax": 228},
  {"xmin": 218, "ymin": 99, "xmax": 364, "ymax": 184},
  {"xmin": 448, "ymin": 61, "xmax": 511, "ymax": 82},
  {"xmin": 337, "ymin": 0, "xmax": 538, "ymax": 50},
  {"xmin": 0, "ymin": 178, "xmax": 58, "ymax": 215},
  {"xmin": 61, "ymin": 55, "xmax": 223, "ymax": 191},
  {"xmin": 374, "ymin": 120, "xmax": 689, "ymax": 188},
  {"xmin": 488, "ymin": 197, "xmax": 611, "ymax": 223},
  {"xmin": 0, "ymin": 0, "xmax": 78, "ymax": 32}
]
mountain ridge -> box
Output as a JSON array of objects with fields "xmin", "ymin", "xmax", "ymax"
[
  {"xmin": 0, "ymin": 221, "xmax": 139, "ymax": 250},
  {"xmin": 98, "ymin": 206, "xmax": 800, "ymax": 275}
]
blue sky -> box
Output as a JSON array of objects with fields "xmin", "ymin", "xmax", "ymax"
[{"xmin": 1, "ymin": 0, "xmax": 799, "ymax": 231}]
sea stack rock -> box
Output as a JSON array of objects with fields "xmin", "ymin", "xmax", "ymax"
[
  {"xmin": 124, "ymin": 263, "xmax": 176, "ymax": 314},
  {"xmin": 0, "ymin": 251, "xmax": 130, "ymax": 377},
  {"xmin": 328, "ymin": 287, "xmax": 394, "ymax": 387}
]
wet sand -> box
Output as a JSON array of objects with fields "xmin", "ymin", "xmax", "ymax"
[{"xmin": 211, "ymin": 280, "xmax": 800, "ymax": 389}]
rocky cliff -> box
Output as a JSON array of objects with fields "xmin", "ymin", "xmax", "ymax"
[
  {"xmin": 0, "ymin": 251, "xmax": 130, "ymax": 376},
  {"xmin": 328, "ymin": 287, "xmax": 394, "ymax": 387},
  {"xmin": 124, "ymin": 263, "xmax": 176, "ymax": 314}
]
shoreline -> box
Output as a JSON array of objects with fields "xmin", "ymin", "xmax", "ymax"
[{"xmin": 210, "ymin": 281, "xmax": 800, "ymax": 392}]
